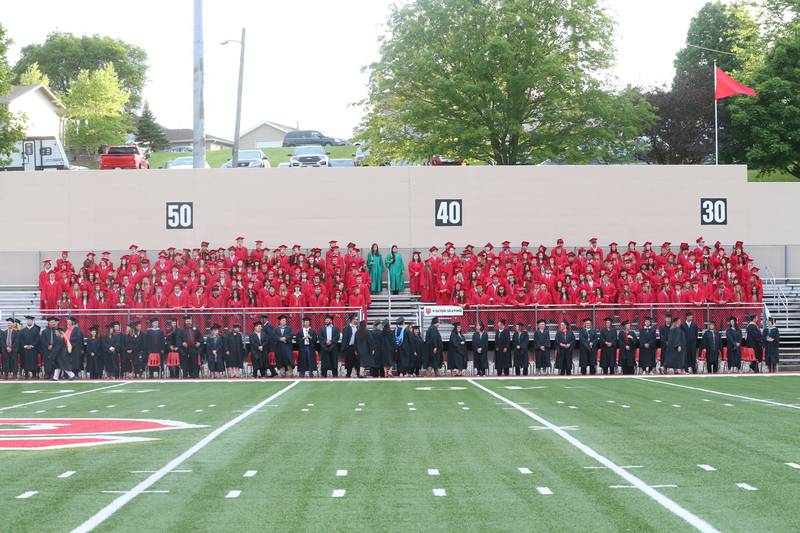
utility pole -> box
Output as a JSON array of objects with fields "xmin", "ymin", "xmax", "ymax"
[
  {"xmin": 193, "ymin": 0, "xmax": 206, "ymax": 168},
  {"xmin": 222, "ymin": 28, "xmax": 246, "ymax": 168}
]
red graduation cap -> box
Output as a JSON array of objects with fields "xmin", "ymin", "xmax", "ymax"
[
  {"xmin": 501, "ymin": 240, "xmax": 511, "ymax": 247},
  {"xmin": 347, "ymin": 242, "xmax": 356, "ymax": 248},
  {"xmin": 61, "ymin": 250, "xmax": 69, "ymax": 255},
  {"xmin": 609, "ymin": 242, "xmax": 618, "ymax": 247},
  {"xmin": 484, "ymin": 242, "xmax": 494, "ymax": 250},
  {"xmin": 102, "ymin": 251, "xmax": 110, "ymax": 256},
  {"xmin": 429, "ymin": 246, "xmax": 439, "ymax": 252},
  {"xmin": 292, "ymin": 244, "xmax": 301, "ymax": 250},
  {"xmin": 235, "ymin": 236, "xmax": 245, "ymax": 241},
  {"xmin": 278, "ymin": 244, "xmax": 288, "ymax": 250},
  {"xmin": 643, "ymin": 241, "xmax": 652, "ymax": 247},
  {"xmin": 42, "ymin": 259, "xmax": 52, "ymax": 264},
  {"xmin": 714, "ymin": 241, "xmax": 722, "ymax": 249},
  {"xmin": 444, "ymin": 242, "xmax": 455, "ymax": 248},
  {"xmin": 680, "ymin": 243, "xmax": 689, "ymax": 250},
  {"xmin": 735, "ymin": 241, "xmax": 744, "ymax": 248},
  {"xmin": 129, "ymin": 244, "xmax": 138, "ymax": 250},
  {"xmin": 86, "ymin": 252, "xmax": 96, "ymax": 257},
  {"xmin": 556, "ymin": 238, "xmax": 564, "ymax": 245},
  {"xmin": 696, "ymin": 236, "xmax": 704, "ymax": 244},
  {"xmin": 521, "ymin": 241, "xmax": 530, "ymax": 247},
  {"xmin": 589, "ymin": 237, "xmax": 598, "ymax": 242},
  {"xmin": 628, "ymin": 241, "xmax": 636, "ymax": 247},
  {"xmin": 661, "ymin": 242, "xmax": 671, "ymax": 248},
  {"xmin": 227, "ymin": 246, "xmax": 236, "ymax": 251},
  {"xmin": 255, "ymin": 240, "xmax": 263, "ymax": 245},
  {"xmin": 200, "ymin": 241, "xmax": 209, "ymax": 247},
  {"xmin": 328, "ymin": 240, "xmax": 338, "ymax": 246}
]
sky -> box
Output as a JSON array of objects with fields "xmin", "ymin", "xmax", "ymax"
[{"xmin": 3, "ymin": 0, "xmax": 720, "ymax": 140}]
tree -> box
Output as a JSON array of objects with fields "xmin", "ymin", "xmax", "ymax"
[
  {"xmin": 13, "ymin": 32, "xmax": 148, "ymax": 112},
  {"xmin": 729, "ymin": 23, "xmax": 800, "ymax": 178},
  {"xmin": 0, "ymin": 24, "xmax": 26, "ymax": 165},
  {"xmin": 63, "ymin": 64, "xmax": 130, "ymax": 158},
  {"xmin": 17, "ymin": 62, "xmax": 50, "ymax": 87},
  {"xmin": 357, "ymin": 0, "xmax": 654, "ymax": 165},
  {"xmin": 135, "ymin": 102, "xmax": 169, "ymax": 151}
]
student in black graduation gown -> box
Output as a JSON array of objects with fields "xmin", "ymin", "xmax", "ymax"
[
  {"xmin": 19, "ymin": 316, "xmax": 40, "ymax": 378},
  {"xmin": 425, "ymin": 318, "xmax": 444, "ymax": 376},
  {"xmin": 763, "ymin": 318, "xmax": 780, "ymax": 373},
  {"xmin": 617, "ymin": 321, "xmax": 638, "ymax": 375},
  {"xmin": 701, "ymin": 321, "xmax": 722, "ymax": 374},
  {"xmin": 494, "ymin": 319, "xmax": 512, "ymax": 376},
  {"xmin": 85, "ymin": 326, "xmax": 103, "ymax": 379},
  {"xmin": 657, "ymin": 314, "xmax": 673, "ymax": 374},
  {"xmin": 249, "ymin": 321, "xmax": 270, "ymax": 378},
  {"xmin": 369, "ymin": 320, "xmax": 385, "ymax": 377},
  {"xmin": 665, "ymin": 318, "xmax": 686, "ymax": 373},
  {"xmin": 166, "ymin": 319, "xmax": 182, "ymax": 379},
  {"xmin": 318, "ymin": 315, "xmax": 341, "ymax": 378},
  {"xmin": 726, "ymin": 316, "xmax": 743, "ymax": 372},
  {"xmin": 745, "ymin": 315, "xmax": 763, "ymax": 373},
  {"xmin": 410, "ymin": 325, "xmax": 424, "ymax": 376},
  {"xmin": 205, "ymin": 325, "xmax": 225, "ymax": 378},
  {"xmin": 259, "ymin": 315, "xmax": 277, "ymax": 376},
  {"xmin": 51, "ymin": 328, "xmax": 76, "ymax": 381},
  {"xmin": 532, "ymin": 320, "xmax": 551, "ymax": 374},
  {"xmin": 143, "ymin": 318, "xmax": 166, "ymax": 378},
  {"xmin": 555, "ymin": 320, "xmax": 576, "ymax": 375},
  {"xmin": 177, "ymin": 316, "xmax": 203, "ymax": 378},
  {"xmin": 40, "ymin": 317, "xmax": 60, "ymax": 379},
  {"xmin": 638, "ymin": 317, "xmax": 658, "ymax": 374},
  {"xmin": 578, "ymin": 318, "xmax": 598, "ymax": 375},
  {"xmin": 472, "ymin": 322, "xmax": 489, "ymax": 376},
  {"xmin": 394, "ymin": 318, "xmax": 413, "ymax": 376},
  {"xmin": 125, "ymin": 323, "xmax": 145, "ymax": 378},
  {"xmin": 341, "ymin": 314, "xmax": 359, "ymax": 377},
  {"xmin": 296, "ymin": 317, "xmax": 318, "ymax": 377},
  {"xmin": 67, "ymin": 317, "xmax": 84, "ymax": 376},
  {"xmin": 1, "ymin": 318, "xmax": 20, "ymax": 379},
  {"xmin": 681, "ymin": 313, "xmax": 700, "ymax": 374},
  {"xmin": 599, "ymin": 318, "xmax": 618, "ymax": 375},
  {"xmin": 224, "ymin": 324, "xmax": 245, "ymax": 378},
  {"xmin": 379, "ymin": 320, "xmax": 395, "ymax": 377},
  {"xmin": 355, "ymin": 321, "xmax": 375, "ymax": 376},
  {"xmin": 273, "ymin": 315, "xmax": 295, "ymax": 377},
  {"xmin": 512, "ymin": 322, "xmax": 530, "ymax": 376},
  {"xmin": 447, "ymin": 321, "xmax": 467, "ymax": 376}
]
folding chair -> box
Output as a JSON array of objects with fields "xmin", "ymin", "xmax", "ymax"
[{"xmin": 146, "ymin": 353, "xmax": 161, "ymax": 378}]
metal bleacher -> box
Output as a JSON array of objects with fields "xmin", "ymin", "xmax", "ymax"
[{"xmin": 762, "ymin": 277, "xmax": 800, "ymax": 371}]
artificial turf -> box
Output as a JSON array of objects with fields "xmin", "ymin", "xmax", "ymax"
[{"xmin": 0, "ymin": 376, "xmax": 798, "ymax": 533}]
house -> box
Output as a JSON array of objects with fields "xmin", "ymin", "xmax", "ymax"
[
  {"xmin": 0, "ymin": 84, "xmax": 65, "ymax": 140},
  {"xmin": 163, "ymin": 128, "xmax": 233, "ymax": 151},
  {"xmin": 239, "ymin": 120, "xmax": 297, "ymax": 149}
]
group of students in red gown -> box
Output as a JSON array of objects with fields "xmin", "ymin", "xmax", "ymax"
[
  {"xmin": 407, "ymin": 237, "xmax": 763, "ymax": 308},
  {"xmin": 38, "ymin": 239, "xmax": 373, "ymax": 319}
]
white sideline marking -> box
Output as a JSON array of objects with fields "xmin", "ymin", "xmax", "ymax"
[
  {"xmin": 457, "ymin": 401, "xmax": 465, "ymax": 405},
  {"xmin": 607, "ymin": 400, "xmax": 616, "ymax": 404},
  {"xmin": 307, "ymin": 403, "xmax": 314, "ymax": 407},
  {"xmin": 672, "ymin": 404, "xmax": 681, "ymax": 408},
  {"xmin": 621, "ymin": 405, "xmax": 631, "ymax": 409},
  {"xmin": 16, "ymin": 491, "xmax": 38, "ymax": 499},
  {"xmin": 57, "ymin": 405, "xmax": 66, "ymax": 408},
  {"xmin": 331, "ymin": 489, "xmax": 346, "ymax": 498},
  {"xmin": 106, "ymin": 405, "xmax": 115, "ymax": 408},
  {"xmin": 355, "ymin": 408, "xmax": 362, "ymax": 411},
  {"xmin": 225, "ymin": 490, "xmax": 241, "ymax": 499},
  {"xmin": 736, "ymin": 483, "xmax": 758, "ymax": 491},
  {"xmin": 0, "ymin": 382, "xmax": 128, "ymax": 412},
  {"xmin": 697, "ymin": 465, "xmax": 716, "ymax": 472},
  {"xmin": 518, "ymin": 467, "xmax": 532, "ymax": 474},
  {"xmin": 610, "ymin": 484, "xmax": 677, "ymax": 489},
  {"xmin": 462, "ymin": 407, "xmax": 470, "ymax": 410},
  {"xmin": 301, "ymin": 408, "xmax": 309, "ymax": 412},
  {"xmin": 102, "ymin": 490, "xmax": 168, "ymax": 494},
  {"xmin": 72, "ymin": 380, "xmax": 300, "ymax": 533},
  {"xmin": 428, "ymin": 468, "xmax": 439, "ymax": 476},
  {"xmin": 89, "ymin": 410, "xmax": 98, "ymax": 413},
  {"xmin": 59, "ymin": 471, "xmax": 76, "ymax": 478},
  {"xmin": 358, "ymin": 403, "xmax": 365, "ymax": 406},
  {"xmin": 786, "ymin": 462, "xmax": 800, "ymax": 469},
  {"xmin": 568, "ymin": 405, "xmax": 577, "ymax": 409},
  {"xmin": 638, "ymin": 378, "xmax": 800, "ymax": 410},
  {"xmin": 653, "ymin": 400, "xmax": 662, "ymax": 403},
  {"xmin": 556, "ymin": 401, "xmax": 565, "ymax": 404},
  {"xmin": 723, "ymin": 403, "xmax": 734, "ymax": 407},
  {"xmin": 141, "ymin": 410, "xmax": 150, "ymax": 413},
  {"xmin": 468, "ymin": 379, "xmax": 720, "ymax": 533},
  {"xmin": 536, "ymin": 487, "xmax": 553, "ymax": 495},
  {"xmin": 585, "ymin": 465, "xmax": 642, "ymax": 470},
  {"xmin": 35, "ymin": 410, "xmax": 46, "ymax": 414},
  {"xmin": 408, "ymin": 407, "xmax": 416, "ymax": 411},
  {"xmin": 336, "ymin": 469, "xmax": 348, "ymax": 477},
  {"xmin": 243, "ymin": 470, "xmax": 257, "ymax": 478},
  {"xmin": 194, "ymin": 409, "xmax": 203, "ymax": 413},
  {"xmin": 432, "ymin": 488, "xmax": 446, "ymax": 497},
  {"xmin": 407, "ymin": 402, "xmax": 414, "ymax": 406},
  {"xmin": 157, "ymin": 405, "xmax": 166, "ymax": 408},
  {"xmin": 208, "ymin": 404, "xmax": 216, "ymax": 408},
  {"xmin": 702, "ymin": 399, "xmax": 711, "ymax": 402}
]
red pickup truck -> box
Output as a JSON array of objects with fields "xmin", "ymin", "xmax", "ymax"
[{"xmin": 99, "ymin": 145, "xmax": 150, "ymax": 170}]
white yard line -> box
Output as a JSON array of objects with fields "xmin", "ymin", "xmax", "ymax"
[
  {"xmin": 785, "ymin": 462, "xmax": 800, "ymax": 470},
  {"xmin": 336, "ymin": 469, "xmax": 348, "ymax": 477},
  {"xmin": 331, "ymin": 489, "xmax": 346, "ymax": 498},
  {"xmin": 0, "ymin": 382, "xmax": 129, "ymax": 412},
  {"xmin": 16, "ymin": 491, "xmax": 38, "ymax": 499},
  {"xmin": 243, "ymin": 470, "xmax": 257, "ymax": 478},
  {"xmin": 697, "ymin": 465, "xmax": 717, "ymax": 472},
  {"xmin": 59, "ymin": 471, "xmax": 76, "ymax": 478},
  {"xmin": 736, "ymin": 483, "xmax": 758, "ymax": 491},
  {"xmin": 536, "ymin": 486, "xmax": 553, "ymax": 495},
  {"xmin": 517, "ymin": 467, "xmax": 532, "ymax": 474},
  {"xmin": 432, "ymin": 488, "xmax": 446, "ymax": 496},
  {"xmin": 468, "ymin": 379, "xmax": 720, "ymax": 533},
  {"xmin": 72, "ymin": 380, "xmax": 300, "ymax": 533},
  {"xmin": 427, "ymin": 468, "xmax": 439, "ymax": 476},
  {"xmin": 638, "ymin": 378, "xmax": 800, "ymax": 410},
  {"xmin": 225, "ymin": 490, "xmax": 241, "ymax": 498}
]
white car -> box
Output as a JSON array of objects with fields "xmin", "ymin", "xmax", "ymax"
[
  {"xmin": 166, "ymin": 156, "xmax": 210, "ymax": 169},
  {"xmin": 221, "ymin": 150, "xmax": 271, "ymax": 168},
  {"xmin": 288, "ymin": 145, "xmax": 330, "ymax": 167}
]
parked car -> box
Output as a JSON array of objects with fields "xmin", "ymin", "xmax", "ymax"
[
  {"xmin": 0, "ymin": 137, "xmax": 70, "ymax": 171},
  {"xmin": 328, "ymin": 158, "xmax": 355, "ymax": 167},
  {"xmin": 99, "ymin": 145, "xmax": 149, "ymax": 170},
  {"xmin": 353, "ymin": 145, "xmax": 370, "ymax": 166},
  {"xmin": 427, "ymin": 155, "xmax": 464, "ymax": 166},
  {"xmin": 277, "ymin": 162, "xmax": 291, "ymax": 168},
  {"xmin": 165, "ymin": 156, "xmax": 210, "ymax": 169},
  {"xmin": 288, "ymin": 145, "xmax": 330, "ymax": 167},
  {"xmin": 283, "ymin": 130, "xmax": 347, "ymax": 147},
  {"xmin": 221, "ymin": 150, "xmax": 271, "ymax": 168},
  {"xmin": 167, "ymin": 146, "xmax": 193, "ymax": 153}
]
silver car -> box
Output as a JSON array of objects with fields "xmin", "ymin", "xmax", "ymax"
[
  {"xmin": 222, "ymin": 150, "xmax": 271, "ymax": 168},
  {"xmin": 289, "ymin": 145, "xmax": 330, "ymax": 167}
]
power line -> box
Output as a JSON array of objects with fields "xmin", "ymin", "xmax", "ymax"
[{"xmin": 685, "ymin": 43, "xmax": 738, "ymax": 57}]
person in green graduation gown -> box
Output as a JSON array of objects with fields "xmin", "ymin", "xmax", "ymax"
[
  {"xmin": 385, "ymin": 245, "xmax": 405, "ymax": 295},
  {"xmin": 366, "ymin": 243, "xmax": 385, "ymax": 294}
]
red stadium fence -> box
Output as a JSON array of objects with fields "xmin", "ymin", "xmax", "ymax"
[{"xmin": 31, "ymin": 307, "xmax": 364, "ymax": 334}]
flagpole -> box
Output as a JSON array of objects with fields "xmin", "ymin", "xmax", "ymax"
[{"xmin": 714, "ymin": 59, "xmax": 718, "ymax": 165}]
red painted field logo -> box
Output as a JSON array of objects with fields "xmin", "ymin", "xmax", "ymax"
[{"xmin": 0, "ymin": 418, "xmax": 206, "ymax": 450}]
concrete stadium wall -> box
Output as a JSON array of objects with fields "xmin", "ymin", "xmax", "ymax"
[{"xmin": 1, "ymin": 164, "xmax": 799, "ymax": 284}]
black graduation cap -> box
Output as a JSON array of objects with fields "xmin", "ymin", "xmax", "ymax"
[
  {"xmin": 253, "ymin": 320, "xmax": 263, "ymax": 327},
  {"xmin": 232, "ymin": 323, "xmax": 241, "ymax": 329},
  {"xmin": 46, "ymin": 316, "xmax": 59, "ymax": 322},
  {"xmin": 89, "ymin": 325, "xmax": 99, "ymax": 331},
  {"xmin": 396, "ymin": 317, "xmax": 405, "ymax": 325},
  {"xmin": 67, "ymin": 316, "xmax": 78, "ymax": 323},
  {"xmin": 13, "ymin": 319, "xmax": 21, "ymax": 325},
  {"xmin": 211, "ymin": 324, "xmax": 220, "ymax": 330},
  {"xmin": 183, "ymin": 314, "xmax": 192, "ymax": 320},
  {"xmin": 24, "ymin": 315, "xmax": 35, "ymax": 320},
  {"xmin": 5, "ymin": 317, "xmax": 14, "ymax": 323},
  {"xmin": 111, "ymin": 321, "xmax": 120, "ymax": 327},
  {"xmin": 277, "ymin": 314, "xmax": 287, "ymax": 321}
]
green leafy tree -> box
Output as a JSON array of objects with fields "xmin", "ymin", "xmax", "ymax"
[
  {"xmin": 729, "ymin": 23, "xmax": 800, "ymax": 178},
  {"xmin": 13, "ymin": 32, "xmax": 147, "ymax": 112},
  {"xmin": 135, "ymin": 101, "xmax": 169, "ymax": 151},
  {"xmin": 17, "ymin": 62, "xmax": 50, "ymax": 87},
  {"xmin": 357, "ymin": 0, "xmax": 654, "ymax": 165},
  {"xmin": 63, "ymin": 64, "xmax": 130, "ymax": 158},
  {"xmin": 0, "ymin": 24, "xmax": 26, "ymax": 165}
]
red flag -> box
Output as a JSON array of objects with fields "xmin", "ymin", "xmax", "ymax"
[{"xmin": 715, "ymin": 67, "xmax": 756, "ymax": 100}]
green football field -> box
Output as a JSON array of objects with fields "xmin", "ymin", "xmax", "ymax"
[{"xmin": 0, "ymin": 375, "xmax": 798, "ymax": 533}]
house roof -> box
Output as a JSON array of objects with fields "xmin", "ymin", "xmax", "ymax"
[
  {"xmin": 0, "ymin": 84, "xmax": 65, "ymax": 109},
  {"xmin": 240, "ymin": 120, "xmax": 297, "ymax": 138},
  {"xmin": 164, "ymin": 128, "xmax": 233, "ymax": 145}
]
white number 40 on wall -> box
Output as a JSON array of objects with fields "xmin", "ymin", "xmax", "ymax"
[{"xmin": 435, "ymin": 199, "xmax": 462, "ymax": 227}]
